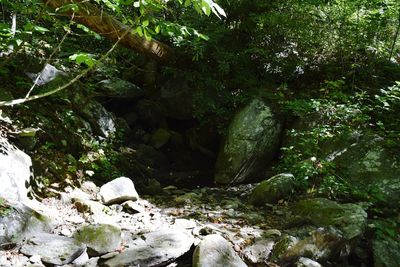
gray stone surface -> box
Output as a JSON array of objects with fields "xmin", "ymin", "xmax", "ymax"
[
  {"xmin": 215, "ymin": 98, "xmax": 282, "ymax": 184},
  {"xmin": 20, "ymin": 233, "xmax": 85, "ymax": 265},
  {"xmin": 0, "ymin": 202, "xmax": 49, "ymax": 245},
  {"xmin": 274, "ymin": 228, "xmax": 344, "ymax": 263},
  {"xmin": 102, "ymin": 228, "xmax": 194, "ymax": 267},
  {"xmin": 73, "ymin": 224, "xmax": 121, "ymax": 256},
  {"xmin": 0, "ymin": 137, "xmax": 32, "ymax": 203},
  {"xmin": 250, "ymin": 173, "xmax": 295, "ymax": 205},
  {"xmin": 193, "ymin": 234, "xmax": 247, "ymax": 267},
  {"xmin": 99, "ymin": 177, "xmax": 139, "ymax": 205},
  {"xmin": 242, "ymin": 237, "xmax": 274, "ymax": 264}
]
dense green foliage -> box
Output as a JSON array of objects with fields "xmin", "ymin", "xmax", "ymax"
[{"xmin": 1, "ymin": 0, "xmax": 400, "ymax": 223}]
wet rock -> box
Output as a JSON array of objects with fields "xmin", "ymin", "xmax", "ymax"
[
  {"xmin": 97, "ymin": 78, "xmax": 143, "ymax": 99},
  {"xmin": 243, "ymin": 237, "xmax": 274, "ymax": 265},
  {"xmin": 101, "ymin": 228, "xmax": 194, "ymax": 267},
  {"xmin": 373, "ymin": 237, "xmax": 400, "ymax": 267},
  {"xmin": 99, "ymin": 177, "xmax": 139, "ymax": 205},
  {"xmin": 291, "ymin": 198, "xmax": 367, "ymax": 239},
  {"xmin": 215, "ymin": 98, "xmax": 282, "ymax": 184},
  {"xmin": 250, "ymin": 173, "xmax": 295, "ymax": 205},
  {"xmin": 20, "ymin": 233, "xmax": 85, "ymax": 265},
  {"xmin": 0, "ymin": 137, "xmax": 32, "ymax": 203},
  {"xmin": 193, "ymin": 234, "xmax": 247, "ymax": 267},
  {"xmin": 73, "ymin": 224, "xmax": 121, "ymax": 256},
  {"xmin": 151, "ymin": 128, "xmax": 171, "ymax": 149}
]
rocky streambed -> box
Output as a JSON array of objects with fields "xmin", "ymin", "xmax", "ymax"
[{"xmin": 1, "ymin": 171, "xmax": 380, "ymax": 267}]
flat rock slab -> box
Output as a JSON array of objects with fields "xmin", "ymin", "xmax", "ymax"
[
  {"xmin": 101, "ymin": 228, "xmax": 194, "ymax": 267},
  {"xmin": 74, "ymin": 224, "xmax": 121, "ymax": 256},
  {"xmin": 99, "ymin": 177, "xmax": 139, "ymax": 205},
  {"xmin": 20, "ymin": 233, "xmax": 85, "ymax": 265},
  {"xmin": 193, "ymin": 234, "xmax": 247, "ymax": 267}
]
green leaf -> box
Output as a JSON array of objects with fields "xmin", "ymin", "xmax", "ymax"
[
  {"xmin": 201, "ymin": 0, "xmax": 211, "ymax": 16},
  {"xmin": 69, "ymin": 53, "xmax": 95, "ymax": 67},
  {"xmin": 135, "ymin": 26, "xmax": 143, "ymax": 37},
  {"xmin": 143, "ymin": 28, "xmax": 151, "ymax": 41},
  {"xmin": 155, "ymin": 25, "xmax": 160, "ymax": 34},
  {"xmin": 142, "ymin": 20, "xmax": 149, "ymax": 27}
]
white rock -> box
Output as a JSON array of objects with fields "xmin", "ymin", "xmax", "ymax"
[
  {"xmin": 102, "ymin": 228, "xmax": 194, "ymax": 267},
  {"xmin": 20, "ymin": 233, "xmax": 86, "ymax": 265},
  {"xmin": 295, "ymin": 257, "xmax": 323, "ymax": 267},
  {"xmin": 72, "ymin": 249, "xmax": 90, "ymax": 266},
  {"xmin": 29, "ymin": 255, "xmax": 42, "ymax": 263},
  {"xmin": 193, "ymin": 234, "xmax": 247, "ymax": 267},
  {"xmin": 99, "ymin": 177, "xmax": 139, "ymax": 205},
  {"xmin": 243, "ymin": 237, "xmax": 274, "ymax": 264}
]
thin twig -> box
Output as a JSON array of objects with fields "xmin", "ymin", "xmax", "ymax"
[{"xmin": 0, "ymin": 26, "xmax": 133, "ymax": 107}]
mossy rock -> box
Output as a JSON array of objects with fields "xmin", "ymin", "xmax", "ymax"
[
  {"xmin": 291, "ymin": 198, "xmax": 367, "ymax": 239},
  {"xmin": 250, "ymin": 173, "xmax": 295, "ymax": 205},
  {"xmin": 73, "ymin": 224, "xmax": 121, "ymax": 256},
  {"xmin": 215, "ymin": 98, "xmax": 282, "ymax": 184}
]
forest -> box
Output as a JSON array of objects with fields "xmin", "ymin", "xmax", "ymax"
[{"xmin": 0, "ymin": 0, "xmax": 399, "ymax": 266}]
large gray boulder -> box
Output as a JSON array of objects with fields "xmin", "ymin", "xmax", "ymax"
[
  {"xmin": 215, "ymin": 99, "xmax": 282, "ymax": 184},
  {"xmin": 0, "ymin": 137, "xmax": 32, "ymax": 203},
  {"xmin": 250, "ymin": 173, "xmax": 295, "ymax": 205},
  {"xmin": 193, "ymin": 234, "xmax": 247, "ymax": 267},
  {"xmin": 291, "ymin": 198, "xmax": 367, "ymax": 239},
  {"xmin": 73, "ymin": 224, "xmax": 121, "ymax": 256},
  {"xmin": 20, "ymin": 233, "xmax": 85, "ymax": 265},
  {"xmin": 99, "ymin": 177, "xmax": 139, "ymax": 205},
  {"xmin": 101, "ymin": 228, "xmax": 194, "ymax": 267}
]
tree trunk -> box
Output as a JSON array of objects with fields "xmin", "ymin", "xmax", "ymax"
[{"xmin": 43, "ymin": 0, "xmax": 173, "ymax": 62}]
